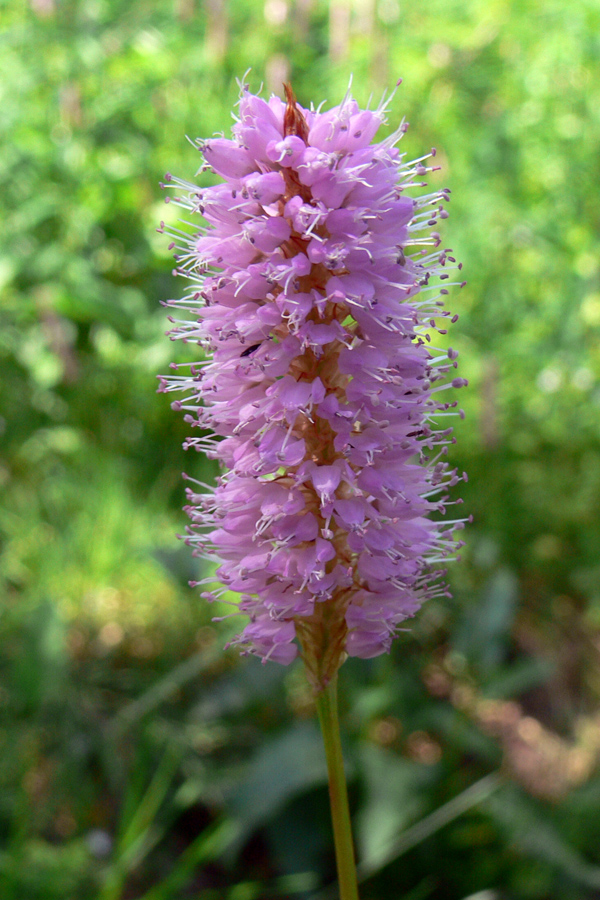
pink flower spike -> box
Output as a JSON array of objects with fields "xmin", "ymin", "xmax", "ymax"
[{"xmin": 160, "ymin": 80, "xmax": 467, "ymax": 691}]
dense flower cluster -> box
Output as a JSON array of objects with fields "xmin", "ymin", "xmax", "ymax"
[{"xmin": 158, "ymin": 81, "xmax": 467, "ymax": 689}]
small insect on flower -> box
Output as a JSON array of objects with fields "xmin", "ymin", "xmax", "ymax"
[{"xmin": 158, "ymin": 78, "xmax": 468, "ymax": 692}]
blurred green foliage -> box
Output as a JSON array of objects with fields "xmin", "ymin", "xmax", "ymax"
[{"xmin": 2, "ymin": 0, "xmax": 600, "ymax": 897}]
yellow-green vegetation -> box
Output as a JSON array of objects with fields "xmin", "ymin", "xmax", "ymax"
[{"xmin": 1, "ymin": 1, "xmax": 600, "ymax": 898}]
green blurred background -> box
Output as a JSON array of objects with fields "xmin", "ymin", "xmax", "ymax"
[{"xmin": 2, "ymin": 0, "xmax": 600, "ymax": 897}]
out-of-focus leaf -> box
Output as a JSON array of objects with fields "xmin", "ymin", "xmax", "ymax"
[
  {"xmin": 265, "ymin": 789, "xmax": 331, "ymax": 882},
  {"xmin": 191, "ymin": 657, "xmax": 285, "ymax": 721},
  {"xmin": 356, "ymin": 745, "xmax": 429, "ymax": 870},
  {"xmin": 226, "ymin": 722, "xmax": 329, "ymax": 835}
]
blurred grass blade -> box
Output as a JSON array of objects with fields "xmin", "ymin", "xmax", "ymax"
[
  {"xmin": 488, "ymin": 786, "xmax": 600, "ymax": 889},
  {"xmin": 358, "ymin": 772, "xmax": 504, "ymax": 880},
  {"xmin": 460, "ymin": 892, "xmax": 501, "ymax": 900},
  {"xmin": 109, "ymin": 646, "xmax": 221, "ymax": 740},
  {"xmin": 311, "ymin": 772, "xmax": 503, "ymax": 899},
  {"xmin": 118, "ymin": 745, "xmax": 183, "ymax": 857},
  {"xmin": 137, "ymin": 818, "xmax": 242, "ymax": 900},
  {"xmin": 192, "ymin": 872, "xmax": 319, "ymax": 899},
  {"xmin": 99, "ymin": 745, "xmax": 183, "ymax": 900},
  {"xmin": 225, "ymin": 872, "xmax": 320, "ymax": 899}
]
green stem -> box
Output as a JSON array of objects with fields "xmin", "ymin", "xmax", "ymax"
[{"xmin": 315, "ymin": 674, "xmax": 360, "ymax": 900}]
